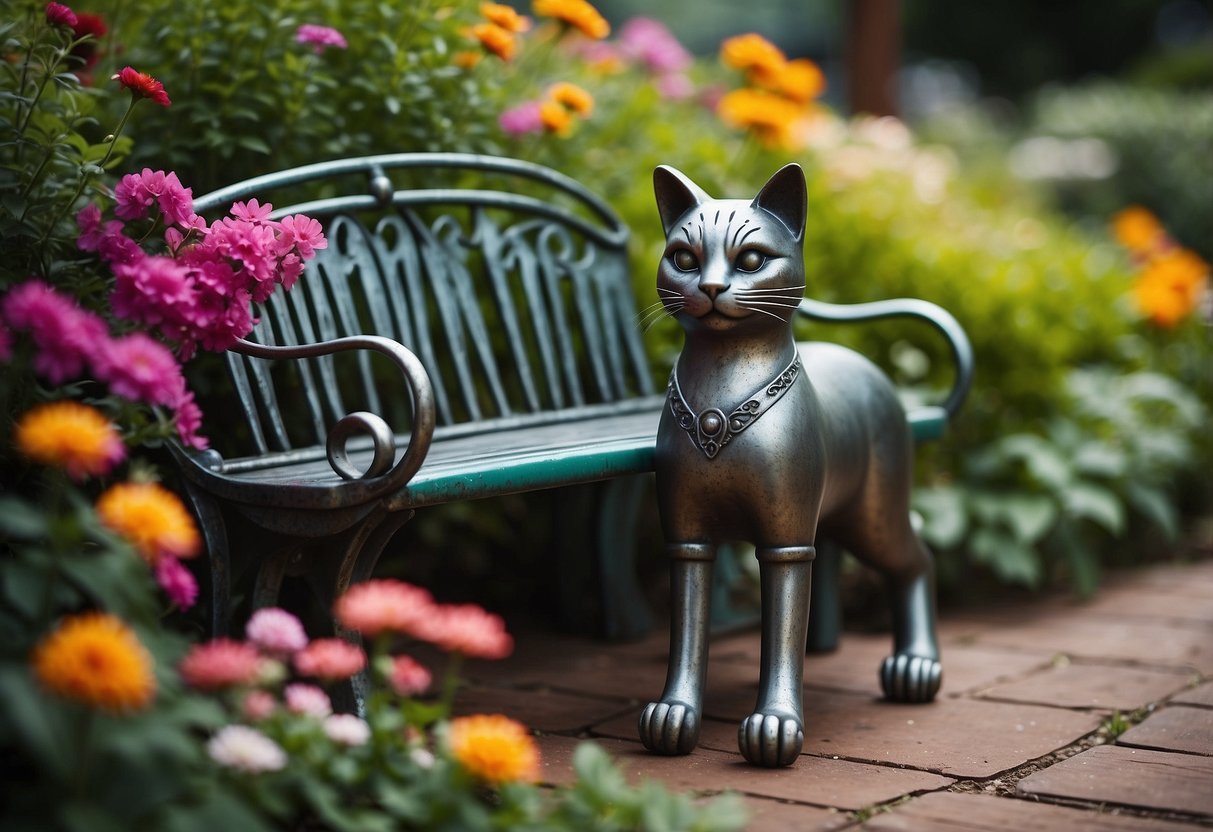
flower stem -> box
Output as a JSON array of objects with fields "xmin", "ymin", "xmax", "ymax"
[{"xmin": 437, "ymin": 651, "xmax": 464, "ymax": 718}]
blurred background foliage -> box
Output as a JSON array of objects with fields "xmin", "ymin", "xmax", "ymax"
[{"xmin": 72, "ymin": 0, "xmax": 1211, "ymax": 613}]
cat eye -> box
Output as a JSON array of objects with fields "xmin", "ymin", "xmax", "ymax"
[
  {"xmin": 735, "ymin": 250, "xmax": 765, "ymax": 272},
  {"xmin": 672, "ymin": 249, "xmax": 698, "ymax": 271}
]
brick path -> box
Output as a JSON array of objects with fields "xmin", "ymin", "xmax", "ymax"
[{"xmin": 453, "ymin": 558, "xmax": 1213, "ymax": 830}]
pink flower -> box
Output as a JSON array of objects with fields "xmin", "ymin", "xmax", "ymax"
[
  {"xmin": 1, "ymin": 280, "xmax": 110, "ymax": 384},
  {"xmin": 284, "ymin": 682, "xmax": 332, "ymax": 717},
  {"xmin": 46, "ymin": 2, "xmax": 77, "ymax": 27},
  {"xmin": 334, "ymin": 579, "xmax": 436, "ymax": 637},
  {"xmin": 180, "ymin": 639, "xmax": 262, "ymax": 690},
  {"xmin": 323, "ymin": 714, "xmax": 370, "ymax": 746},
  {"xmin": 278, "ymin": 214, "xmax": 327, "ymax": 259},
  {"xmin": 93, "ymin": 332, "xmax": 184, "ymax": 406},
  {"xmin": 295, "ymin": 24, "xmax": 347, "ymax": 54},
  {"xmin": 387, "ymin": 655, "xmax": 432, "ymax": 697},
  {"xmin": 618, "ymin": 17, "xmax": 691, "ymax": 75},
  {"xmin": 173, "ymin": 389, "xmax": 209, "ymax": 450},
  {"xmin": 230, "ymin": 199, "xmax": 273, "ymax": 224},
  {"xmin": 0, "ymin": 322, "xmax": 11, "ymax": 362},
  {"xmin": 112, "ymin": 66, "xmax": 171, "ymax": 107},
  {"xmin": 110, "ymin": 256, "xmax": 195, "ymax": 328},
  {"xmin": 498, "ymin": 100, "xmax": 545, "ymax": 136},
  {"xmin": 243, "ymin": 689, "xmax": 277, "ymax": 721},
  {"xmin": 113, "ymin": 169, "xmax": 195, "ymax": 227},
  {"xmin": 78, "ymin": 205, "xmax": 142, "ymax": 265},
  {"xmin": 415, "ymin": 604, "xmax": 513, "ymax": 659},
  {"xmin": 293, "ymin": 638, "xmax": 366, "ymax": 680},
  {"xmin": 656, "ymin": 73, "xmax": 695, "ymax": 100},
  {"xmin": 245, "ymin": 607, "xmax": 308, "ymax": 656},
  {"xmin": 155, "ymin": 557, "xmax": 198, "ymax": 609}
]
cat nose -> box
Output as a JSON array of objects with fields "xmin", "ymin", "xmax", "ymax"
[{"xmin": 699, "ymin": 275, "xmax": 728, "ymax": 300}]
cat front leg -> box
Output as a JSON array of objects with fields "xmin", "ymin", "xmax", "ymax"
[
  {"xmin": 739, "ymin": 545, "xmax": 814, "ymax": 767},
  {"xmin": 639, "ymin": 543, "xmax": 714, "ymax": 755}
]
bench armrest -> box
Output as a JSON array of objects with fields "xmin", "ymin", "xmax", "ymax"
[
  {"xmin": 796, "ymin": 297, "xmax": 974, "ymax": 420},
  {"xmin": 231, "ymin": 334, "xmax": 437, "ymax": 498}
]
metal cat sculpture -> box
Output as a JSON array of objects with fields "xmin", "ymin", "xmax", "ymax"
[{"xmin": 639, "ymin": 164, "xmax": 942, "ymax": 768}]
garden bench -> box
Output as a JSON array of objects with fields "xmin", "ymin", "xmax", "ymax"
[{"xmin": 170, "ymin": 152, "xmax": 973, "ymax": 644}]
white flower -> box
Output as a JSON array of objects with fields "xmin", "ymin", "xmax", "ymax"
[
  {"xmin": 410, "ymin": 747, "xmax": 436, "ymax": 769},
  {"xmin": 323, "ymin": 714, "xmax": 371, "ymax": 747},
  {"xmin": 207, "ymin": 725, "xmax": 287, "ymax": 773}
]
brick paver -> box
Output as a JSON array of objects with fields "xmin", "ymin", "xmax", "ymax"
[
  {"xmin": 444, "ymin": 559, "xmax": 1213, "ymax": 829},
  {"xmin": 860, "ymin": 791, "xmax": 1205, "ymax": 831},
  {"xmin": 1117, "ymin": 705, "xmax": 1213, "ymax": 756},
  {"xmin": 977, "ymin": 660, "xmax": 1194, "ymax": 711},
  {"xmin": 1017, "ymin": 744, "xmax": 1213, "ymax": 816}
]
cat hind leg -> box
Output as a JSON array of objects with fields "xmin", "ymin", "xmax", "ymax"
[{"xmin": 879, "ymin": 534, "xmax": 942, "ymax": 703}]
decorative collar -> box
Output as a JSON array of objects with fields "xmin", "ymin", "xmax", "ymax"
[{"xmin": 666, "ymin": 354, "xmax": 801, "ymax": 459}]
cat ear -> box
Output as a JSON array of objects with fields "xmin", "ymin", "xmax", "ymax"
[
  {"xmin": 751, "ymin": 163, "xmax": 807, "ymax": 242},
  {"xmin": 653, "ymin": 166, "xmax": 711, "ymax": 237}
]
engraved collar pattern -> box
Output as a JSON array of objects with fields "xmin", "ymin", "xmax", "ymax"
[{"xmin": 667, "ymin": 354, "xmax": 802, "ymax": 459}]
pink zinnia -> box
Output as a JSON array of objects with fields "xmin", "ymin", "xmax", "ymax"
[
  {"xmin": 277, "ymin": 214, "xmax": 327, "ymax": 259},
  {"xmin": 323, "ymin": 713, "xmax": 370, "ymax": 746},
  {"xmin": 295, "ymin": 24, "xmax": 347, "ymax": 54},
  {"xmin": 284, "ymin": 682, "xmax": 332, "ymax": 717},
  {"xmin": 387, "ymin": 655, "xmax": 432, "ymax": 697},
  {"xmin": 112, "ymin": 66, "xmax": 171, "ymax": 107},
  {"xmin": 245, "ymin": 607, "xmax": 308, "ymax": 656},
  {"xmin": 155, "ymin": 557, "xmax": 198, "ymax": 609},
  {"xmin": 618, "ymin": 17, "xmax": 692, "ymax": 75},
  {"xmin": 1, "ymin": 280, "xmax": 110, "ymax": 384},
  {"xmin": 498, "ymin": 100, "xmax": 544, "ymax": 136},
  {"xmin": 230, "ymin": 199, "xmax": 274, "ymax": 224},
  {"xmin": 243, "ymin": 689, "xmax": 276, "ymax": 721},
  {"xmin": 110, "ymin": 255, "xmax": 195, "ymax": 328},
  {"xmin": 415, "ymin": 604, "xmax": 513, "ymax": 659},
  {"xmin": 93, "ymin": 332, "xmax": 184, "ymax": 407},
  {"xmin": 293, "ymin": 638, "xmax": 366, "ymax": 681},
  {"xmin": 45, "ymin": 2, "xmax": 77, "ymax": 27},
  {"xmin": 179, "ymin": 639, "xmax": 262, "ymax": 690},
  {"xmin": 173, "ymin": 389, "xmax": 209, "ymax": 450},
  {"xmin": 113, "ymin": 169, "xmax": 194, "ymax": 226},
  {"xmin": 334, "ymin": 579, "xmax": 436, "ymax": 637}
]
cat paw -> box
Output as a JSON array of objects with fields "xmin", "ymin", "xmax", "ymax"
[
  {"xmin": 880, "ymin": 654, "xmax": 942, "ymax": 703},
  {"xmin": 737, "ymin": 711, "xmax": 803, "ymax": 767},
  {"xmin": 638, "ymin": 700, "xmax": 700, "ymax": 755}
]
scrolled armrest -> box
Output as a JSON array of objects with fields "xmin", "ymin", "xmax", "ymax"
[
  {"xmin": 796, "ymin": 297, "xmax": 974, "ymax": 419},
  {"xmin": 231, "ymin": 335, "xmax": 437, "ymax": 497}
]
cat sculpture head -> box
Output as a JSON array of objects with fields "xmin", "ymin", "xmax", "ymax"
[{"xmin": 654, "ymin": 164, "xmax": 807, "ymax": 333}]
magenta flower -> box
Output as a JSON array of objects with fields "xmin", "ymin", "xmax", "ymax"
[
  {"xmin": 180, "ymin": 639, "xmax": 262, "ymax": 690},
  {"xmin": 277, "ymin": 214, "xmax": 327, "ymax": 259},
  {"xmin": 1, "ymin": 280, "xmax": 110, "ymax": 384},
  {"xmin": 46, "ymin": 2, "xmax": 77, "ymax": 28},
  {"xmin": 114, "ymin": 169, "xmax": 196, "ymax": 228},
  {"xmin": 498, "ymin": 100, "xmax": 545, "ymax": 136},
  {"xmin": 295, "ymin": 24, "xmax": 347, "ymax": 54},
  {"xmin": 93, "ymin": 332, "xmax": 184, "ymax": 406},
  {"xmin": 230, "ymin": 199, "xmax": 274, "ymax": 224},
  {"xmin": 173, "ymin": 389, "xmax": 208, "ymax": 450},
  {"xmin": 245, "ymin": 607, "xmax": 308, "ymax": 656},
  {"xmin": 618, "ymin": 17, "xmax": 691, "ymax": 75},
  {"xmin": 112, "ymin": 66, "xmax": 171, "ymax": 107},
  {"xmin": 156, "ymin": 557, "xmax": 198, "ymax": 609},
  {"xmin": 110, "ymin": 256, "xmax": 196, "ymax": 330}
]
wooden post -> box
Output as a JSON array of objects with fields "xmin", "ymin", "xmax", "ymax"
[{"xmin": 846, "ymin": 0, "xmax": 902, "ymax": 117}]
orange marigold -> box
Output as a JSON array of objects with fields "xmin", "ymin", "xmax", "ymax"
[
  {"xmin": 1112, "ymin": 206, "xmax": 1166, "ymax": 255},
  {"xmin": 720, "ymin": 32, "xmax": 786, "ymax": 85},
  {"xmin": 539, "ymin": 99, "xmax": 574, "ymax": 135},
  {"xmin": 548, "ymin": 81, "xmax": 594, "ymax": 115},
  {"xmin": 1132, "ymin": 248, "xmax": 1210, "ymax": 327},
  {"xmin": 448, "ymin": 713, "xmax": 540, "ymax": 784},
  {"xmin": 481, "ymin": 2, "xmax": 531, "ymax": 33},
  {"xmin": 32, "ymin": 612, "xmax": 156, "ymax": 713},
  {"xmin": 471, "ymin": 22, "xmax": 517, "ymax": 61},
  {"xmin": 95, "ymin": 482, "xmax": 201, "ymax": 565},
  {"xmin": 533, "ymin": 0, "xmax": 609, "ymax": 40},
  {"xmin": 717, "ymin": 88, "xmax": 811, "ymax": 150},
  {"xmin": 777, "ymin": 57, "xmax": 827, "ymax": 104},
  {"xmin": 14, "ymin": 401, "xmax": 126, "ymax": 481}
]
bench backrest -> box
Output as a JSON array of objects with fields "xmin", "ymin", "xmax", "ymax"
[{"xmin": 193, "ymin": 154, "xmax": 655, "ymax": 457}]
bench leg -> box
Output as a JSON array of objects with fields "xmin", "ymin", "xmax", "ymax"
[
  {"xmin": 179, "ymin": 483, "xmax": 234, "ymax": 637},
  {"xmin": 806, "ymin": 540, "xmax": 842, "ymax": 654},
  {"xmin": 597, "ymin": 475, "xmax": 654, "ymax": 641}
]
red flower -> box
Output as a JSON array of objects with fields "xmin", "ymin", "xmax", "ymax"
[
  {"xmin": 112, "ymin": 66, "xmax": 171, "ymax": 107},
  {"xmin": 71, "ymin": 12, "xmax": 108, "ymax": 74},
  {"xmin": 46, "ymin": 2, "xmax": 77, "ymax": 27}
]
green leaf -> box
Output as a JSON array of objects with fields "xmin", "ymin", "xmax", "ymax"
[
  {"xmin": 970, "ymin": 527, "xmax": 1041, "ymax": 587},
  {"xmin": 1063, "ymin": 483, "xmax": 1125, "ymax": 536},
  {"xmin": 235, "ymin": 135, "xmax": 271, "ymax": 155},
  {"xmin": 0, "ymin": 496, "xmax": 49, "ymax": 539},
  {"xmin": 1125, "ymin": 483, "xmax": 1179, "ymax": 541},
  {"xmin": 912, "ymin": 486, "xmax": 967, "ymax": 549},
  {"xmin": 999, "ymin": 493, "xmax": 1059, "ymax": 543}
]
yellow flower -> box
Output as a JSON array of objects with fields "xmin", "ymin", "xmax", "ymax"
[
  {"xmin": 777, "ymin": 58, "xmax": 827, "ymax": 104},
  {"xmin": 533, "ymin": 0, "xmax": 610, "ymax": 40},
  {"xmin": 717, "ymin": 88, "xmax": 812, "ymax": 150},
  {"xmin": 1112, "ymin": 206, "xmax": 1165, "ymax": 254},
  {"xmin": 95, "ymin": 482, "xmax": 202, "ymax": 565},
  {"xmin": 720, "ymin": 33, "xmax": 786, "ymax": 85},
  {"xmin": 539, "ymin": 99, "xmax": 574, "ymax": 135},
  {"xmin": 32, "ymin": 612, "xmax": 156, "ymax": 713},
  {"xmin": 14, "ymin": 401, "xmax": 125, "ymax": 481},
  {"xmin": 548, "ymin": 81, "xmax": 594, "ymax": 116},
  {"xmin": 481, "ymin": 2, "xmax": 530, "ymax": 33},
  {"xmin": 453, "ymin": 50, "xmax": 483, "ymax": 69},
  {"xmin": 471, "ymin": 22, "xmax": 517, "ymax": 61},
  {"xmin": 1132, "ymin": 248, "xmax": 1210, "ymax": 327},
  {"xmin": 448, "ymin": 714, "xmax": 540, "ymax": 784}
]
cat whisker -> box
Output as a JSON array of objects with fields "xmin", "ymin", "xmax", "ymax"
[
  {"xmin": 656, "ymin": 287, "xmax": 681, "ymax": 295},
  {"xmin": 634, "ymin": 299, "xmax": 670, "ymax": 321},
  {"xmin": 737, "ymin": 299, "xmax": 802, "ymax": 309},
  {"xmin": 735, "ymin": 285, "xmax": 805, "ymax": 294},
  {"xmin": 642, "ymin": 304, "xmax": 682, "ymax": 333},
  {"xmin": 733, "ymin": 293, "xmax": 805, "ymax": 303},
  {"xmin": 637, "ymin": 300, "xmax": 679, "ymax": 330},
  {"xmin": 739, "ymin": 305, "xmax": 789, "ymax": 322}
]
